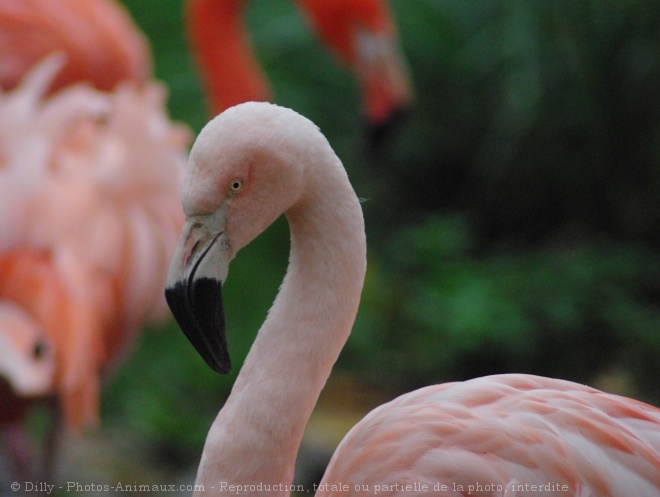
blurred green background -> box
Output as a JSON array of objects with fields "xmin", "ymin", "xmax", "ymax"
[{"xmin": 46, "ymin": 0, "xmax": 660, "ymax": 492}]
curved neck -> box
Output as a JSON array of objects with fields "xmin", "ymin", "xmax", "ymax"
[
  {"xmin": 195, "ymin": 144, "xmax": 366, "ymax": 496},
  {"xmin": 186, "ymin": 0, "xmax": 271, "ymax": 114}
]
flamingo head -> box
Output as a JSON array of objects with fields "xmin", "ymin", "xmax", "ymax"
[
  {"xmin": 166, "ymin": 102, "xmax": 307, "ymax": 373},
  {"xmin": 297, "ymin": 0, "xmax": 414, "ymax": 128},
  {"xmin": 0, "ymin": 302, "xmax": 55, "ymax": 397}
]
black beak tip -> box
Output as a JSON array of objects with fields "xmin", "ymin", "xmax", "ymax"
[
  {"xmin": 364, "ymin": 105, "xmax": 410, "ymax": 157},
  {"xmin": 209, "ymin": 359, "xmax": 232, "ymax": 375},
  {"xmin": 165, "ymin": 278, "xmax": 231, "ymax": 375}
]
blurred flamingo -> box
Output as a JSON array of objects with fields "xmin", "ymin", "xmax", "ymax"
[
  {"xmin": 0, "ymin": 0, "xmax": 150, "ymax": 92},
  {"xmin": 0, "ymin": 49, "xmax": 188, "ymax": 478},
  {"xmin": 0, "ymin": 302, "xmax": 54, "ymax": 400},
  {"xmin": 166, "ymin": 102, "xmax": 660, "ymax": 496},
  {"xmin": 186, "ymin": 0, "xmax": 413, "ymax": 127},
  {"xmin": 0, "ymin": 299, "xmax": 55, "ymax": 480},
  {"xmin": 0, "ymin": 248, "xmax": 101, "ymax": 481}
]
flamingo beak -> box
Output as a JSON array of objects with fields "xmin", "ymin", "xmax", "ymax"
[{"xmin": 165, "ymin": 211, "xmax": 231, "ymax": 373}]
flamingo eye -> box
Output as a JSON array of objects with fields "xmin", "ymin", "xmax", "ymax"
[
  {"xmin": 33, "ymin": 340, "xmax": 48, "ymax": 360},
  {"xmin": 229, "ymin": 179, "xmax": 244, "ymax": 194}
]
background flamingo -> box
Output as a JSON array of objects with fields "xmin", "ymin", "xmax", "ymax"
[
  {"xmin": 0, "ymin": 0, "xmax": 189, "ymax": 477},
  {"xmin": 186, "ymin": 0, "xmax": 413, "ymax": 128},
  {"xmin": 165, "ymin": 102, "xmax": 660, "ymax": 496},
  {"xmin": 0, "ymin": 51, "xmax": 186, "ymax": 414},
  {"xmin": 0, "ymin": 0, "xmax": 150, "ymax": 92},
  {"xmin": 0, "ymin": 300, "xmax": 55, "ymax": 480}
]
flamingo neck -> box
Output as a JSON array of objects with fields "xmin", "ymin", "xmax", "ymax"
[
  {"xmin": 186, "ymin": 0, "xmax": 271, "ymax": 115},
  {"xmin": 195, "ymin": 144, "xmax": 366, "ymax": 496},
  {"xmin": 296, "ymin": 0, "xmax": 394, "ymax": 64}
]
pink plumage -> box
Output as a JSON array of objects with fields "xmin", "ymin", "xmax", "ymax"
[
  {"xmin": 0, "ymin": 55, "xmax": 188, "ymax": 429},
  {"xmin": 322, "ymin": 374, "xmax": 660, "ymax": 496},
  {"xmin": 0, "ymin": 0, "xmax": 188, "ymax": 481},
  {"xmin": 0, "ymin": 0, "xmax": 151, "ymax": 93}
]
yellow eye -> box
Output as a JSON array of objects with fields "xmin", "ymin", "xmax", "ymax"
[{"xmin": 229, "ymin": 179, "xmax": 244, "ymax": 194}]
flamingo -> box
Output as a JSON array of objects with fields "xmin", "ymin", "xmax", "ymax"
[
  {"xmin": 165, "ymin": 102, "xmax": 660, "ymax": 496},
  {"xmin": 0, "ymin": 54, "xmax": 188, "ymax": 479},
  {"xmin": 186, "ymin": 0, "xmax": 413, "ymax": 126},
  {"xmin": 0, "ymin": 0, "xmax": 150, "ymax": 92},
  {"xmin": 0, "ymin": 54, "xmax": 188, "ymax": 422},
  {"xmin": 0, "ymin": 301, "xmax": 55, "ymax": 399},
  {"xmin": 0, "ymin": 0, "xmax": 187, "ymax": 482},
  {"xmin": 0, "ymin": 299, "xmax": 55, "ymax": 480}
]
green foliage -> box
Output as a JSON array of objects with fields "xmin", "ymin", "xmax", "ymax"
[
  {"xmin": 376, "ymin": 0, "xmax": 660, "ymax": 246},
  {"xmin": 345, "ymin": 215, "xmax": 660, "ymax": 401}
]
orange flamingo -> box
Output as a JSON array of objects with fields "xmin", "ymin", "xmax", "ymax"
[
  {"xmin": 0, "ymin": 52, "xmax": 188, "ymax": 479},
  {"xmin": 0, "ymin": 0, "xmax": 150, "ymax": 92},
  {"xmin": 186, "ymin": 0, "xmax": 413, "ymax": 126},
  {"xmin": 0, "ymin": 250, "xmax": 104, "ymax": 431},
  {"xmin": 0, "ymin": 0, "xmax": 188, "ymax": 481},
  {"xmin": 0, "ymin": 299, "xmax": 55, "ymax": 479},
  {"xmin": 166, "ymin": 102, "xmax": 660, "ymax": 496},
  {"xmin": 0, "ymin": 301, "xmax": 54, "ymax": 399},
  {"xmin": 0, "ymin": 53, "xmax": 188, "ymax": 423}
]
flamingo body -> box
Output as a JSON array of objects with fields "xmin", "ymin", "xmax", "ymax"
[
  {"xmin": 0, "ymin": 55, "xmax": 188, "ymax": 430},
  {"xmin": 0, "ymin": 0, "xmax": 150, "ymax": 92},
  {"xmin": 0, "ymin": 1, "xmax": 186, "ymax": 479},
  {"xmin": 321, "ymin": 374, "xmax": 660, "ymax": 496},
  {"xmin": 165, "ymin": 102, "xmax": 660, "ymax": 497}
]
